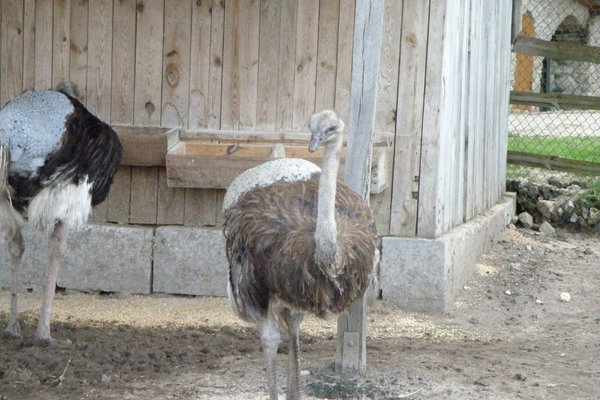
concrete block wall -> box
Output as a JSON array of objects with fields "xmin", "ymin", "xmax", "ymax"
[
  {"xmin": 153, "ymin": 227, "xmax": 228, "ymax": 297},
  {"xmin": 1, "ymin": 195, "xmax": 515, "ymax": 314},
  {"xmin": 0, "ymin": 224, "xmax": 229, "ymax": 297}
]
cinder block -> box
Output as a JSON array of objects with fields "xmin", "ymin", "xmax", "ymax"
[
  {"xmin": 153, "ymin": 226, "xmax": 228, "ymax": 297},
  {"xmin": 380, "ymin": 195, "xmax": 514, "ymax": 313},
  {"xmin": 59, "ymin": 224, "xmax": 154, "ymax": 294},
  {"xmin": 0, "ymin": 223, "xmax": 154, "ymax": 294},
  {"xmin": 0, "ymin": 226, "xmax": 49, "ymax": 291}
]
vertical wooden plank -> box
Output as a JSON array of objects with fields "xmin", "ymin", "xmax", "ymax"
[
  {"xmin": 52, "ymin": 0, "xmax": 71, "ymax": 87},
  {"xmin": 276, "ymin": 0, "xmax": 297, "ymax": 131},
  {"xmin": 483, "ymin": 0, "xmax": 496, "ymax": 211},
  {"xmin": 34, "ymin": 0, "xmax": 53, "ymax": 90},
  {"xmin": 333, "ymin": 0, "xmax": 354, "ymax": 126},
  {"xmin": 157, "ymin": 169, "xmax": 185, "ymax": 225},
  {"xmin": 511, "ymin": 0, "xmax": 522, "ymax": 43},
  {"xmin": 184, "ymin": 189, "xmax": 217, "ymax": 227},
  {"xmin": 256, "ymin": 0, "xmax": 281, "ymax": 131},
  {"xmin": 442, "ymin": 0, "xmax": 468, "ymax": 230},
  {"xmin": 111, "ymin": 0, "xmax": 136, "ymax": 124},
  {"xmin": 416, "ymin": 0, "xmax": 446, "ymax": 238},
  {"xmin": 371, "ymin": 0, "xmax": 402, "ymax": 237},
  {"xmin": 0, "ymin": 0, "xmax": 24, "ymax": 106},
  {"xmin": 159, "ymin": 0, "xmax": 191, "ymax": 225},
  {"xmin": 105, "ymin": 0, "xmax": 136, "ymax": 224},
  {"xmin": 132, "ymin": 0, "xmax": 164, "ymax": 225},
  {"xmin": 292, "ymin": 0, "xmax": 319, "ymax": 131},
  {"xmin": 464, "ymin": 0, "xmax": 482, "ymax": 221},
  {"xmin": 134, "ymin": 0, "xmax": 164, "ymax": 126},
  {"xmin": 69, "ymin": 0, "xmax": 88, "ymax": 104},
  {"xmin": 87, "ymin": 0, "xmax": 112, "ymax": 119},
  {"xmin": 314, "ymin": 0, "xmax": 339, "ymax": 112},
  {"xmin": 189, "ymin": 0, "xmax": 213, "ymax": 129},
  {"xmin": 129, "ymin": 167, "xmax": 159, "ymax": 224},
  {"xmin": 473, "ymin": 0, "xmax": 486, "ymax": 216},
  {"xmin": 337, "ymin": 0, "xmax": 384, "ymax": 374},
  {"xmin": 107, "ymin": 166, "xmax": 132, "ymax": 224},
  {"xmin": 456, "ymin": 0, "xmax": 471, "ymax": 227},
  {"xmin": 498, "ymin": 0, "xmax": 512, "ymax": 197},
  {"xmin": 389, "ymin": 1, "xmax": 430, "ymax": 236},
  {"xmin": 221, "ymin": 0, "xmax": 260, "ymax": 130},
  {"xmin": 188, "ymin": 0, "xmax": 218, "ymax": 227},
  {"xmin": 374, "ymin": 0, "xmax": 402, "ymax": 138},
  {"xmin": 23, "ymin": 0, "xmax": 36, "ymax": 92},
  {"xmin": 208, "ymin": 0, "xmax": 225, "ymax": 130},
  {"xmin": 162, "ymin": 0, "xmax": 192, "ymax": 127}
]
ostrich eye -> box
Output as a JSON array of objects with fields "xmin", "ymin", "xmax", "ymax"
[{"xmin": 325, "ymin": 126, "xmax": 336, "ymax": 135}]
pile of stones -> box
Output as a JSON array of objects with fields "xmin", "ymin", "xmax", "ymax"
[{"xmin": 506, "ymin": 176, "xmax": 600, "ymax": 232}]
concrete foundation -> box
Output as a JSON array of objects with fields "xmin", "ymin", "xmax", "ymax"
[
  {"xmin": 0, "ymin": 224, "xmax": 155, "ymax": 294},
  {"xmin": 1, "ymin": 194, "xmax": 514, "ymax": 314},
  {"xmin": 380, "ymin": 195, "xmax": 515, "ymax": 313},
  {"xmin": 153, "ymin": 226, "xmax": 228, "ymax": 297}
]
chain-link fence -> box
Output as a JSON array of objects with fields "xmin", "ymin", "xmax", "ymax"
[{"xmin": 509, "ymin": 0, "xmax": 600, "ymax": 187}]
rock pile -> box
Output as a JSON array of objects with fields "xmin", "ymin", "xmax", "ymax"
[{"xmin": 507, "ymin": 176, "xmax": 600, "ymax": 231}]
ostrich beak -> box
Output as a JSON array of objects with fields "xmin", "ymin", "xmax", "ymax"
[{"xmin": 308, "ymin": 136, "xmax": 320, "ymax": 153}]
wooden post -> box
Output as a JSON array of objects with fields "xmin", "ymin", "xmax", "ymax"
[
  {"xmin": 336, "ymin": 0, "xmax": 384, "ymax": 374},
  {"xmin": 511, "ymin": 0, "xmax": 522, "ymax": 43}
]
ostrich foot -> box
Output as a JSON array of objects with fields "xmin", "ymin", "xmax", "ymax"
[
  {"xmin": 3, "ymin": 322, "xmax": 22, "ymax": 339},
  {"xmin": 26, "ymin": 335, "xmax": 56, "ymax": 347}
]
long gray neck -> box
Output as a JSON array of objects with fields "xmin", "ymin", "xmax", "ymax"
[{"xmin": 314, "ymin": 135, "xmax": 343, "ymax": 266}]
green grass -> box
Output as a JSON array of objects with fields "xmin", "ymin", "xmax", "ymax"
[{"xmin": 508, "ymin": 134, "xmax": 600, "ymax": 163}]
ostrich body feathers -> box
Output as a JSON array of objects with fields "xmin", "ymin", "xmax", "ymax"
[
  {"xmin": 0, "ymin": 90, "xmax": 122, "ymax": 220},
  {"xmin": 224, "ymin": 165, "xmax": 377, "ymax": 323}
]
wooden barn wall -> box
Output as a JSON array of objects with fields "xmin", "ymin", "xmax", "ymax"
[
  {"xmin": 0, "ymin": 0, "xmax": 511, "ymax": 238},
  {"xmin": 389, "ymin": 0, "xmax": 512, "ymax": 238},
  {"xmin": 0, "ymin": 0, "xmax": 399, "ymax": 230}
]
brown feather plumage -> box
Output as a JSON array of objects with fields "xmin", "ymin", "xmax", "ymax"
[{"xmin": 223, "ymin": 173, "xmax": 378, "ymax": 322}]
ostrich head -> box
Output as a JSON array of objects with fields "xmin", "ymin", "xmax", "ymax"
[{"xmin": 308, "ymin": 110, "xmax": 345, "ymax": 153}]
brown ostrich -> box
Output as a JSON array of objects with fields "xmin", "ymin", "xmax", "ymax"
[
  {"xmin": 222, "ymin": 110, "xmax": 378, "ymax": 399},
  {"xmin": 1, "ymin": 87, "xmax": 122, "ymax": 344}
]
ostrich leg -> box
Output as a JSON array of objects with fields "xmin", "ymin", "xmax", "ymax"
[
  {"xmin": 33, "ymin": 220, "xmax": 67, "ymax": 344},
  {"xmin": 284, "ymin": 310, "xmax": 304, "ymax": 400},
  {"xmin": 259, "ymin": 318, "xmax": 281, "ymax": 400},
  {"xmin": 4, "ymin": 230, "xmax": 24, "ymax": 338}
]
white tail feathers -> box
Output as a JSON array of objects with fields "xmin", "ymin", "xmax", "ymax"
[{"xmin": 28, "ymin": 177, "xmax": 92, "ymax": 233}]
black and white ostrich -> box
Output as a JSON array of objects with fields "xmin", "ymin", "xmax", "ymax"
[
  {"xmin": 223, "ymin": 110, "xmax": 378, "ymax": 400},
  {"xmin": 1, "ymin": 87, "xmax": 122, "ymax": 344}
]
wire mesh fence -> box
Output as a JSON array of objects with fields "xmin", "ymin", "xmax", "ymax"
[{"xmin": 509, "ymin": 0, "xmax": 600, "ymax": 186}]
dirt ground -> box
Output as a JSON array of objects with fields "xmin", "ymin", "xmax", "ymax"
[{"xmin": 0, "ymin": 226, "xmax": 598, "ymax": 400}]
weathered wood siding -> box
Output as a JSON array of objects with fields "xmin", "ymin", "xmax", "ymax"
[
  {"xmin": 389, "ymin": 0, "xmax": 512, "ymax": 238},
  {"xmin": 0, "ymin": 0, "xmax": 512, "ymax": 238}
]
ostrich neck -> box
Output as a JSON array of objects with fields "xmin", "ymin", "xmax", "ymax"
[{"xmin": 315, "ymin": 137, "xmax": 342, "ymax": 264}]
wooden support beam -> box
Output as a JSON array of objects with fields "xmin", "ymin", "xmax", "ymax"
[
  {"xmin": 336, "ymin": 0, "xmax": 384, "ymax": 374},
  {"xmin": 512, "ymin": 35, "xmax": 600, "ymax": 64},
  {"xmin": 510, "ymin": 91, "xmax": 600, "ymax": 110},
  {"xmin": 511, "ymin": 0, "xmax": 522, "ymax": 43},
  {"xmin": 507, "ymin": 151, "xmax": 600, "ymax": 175}
]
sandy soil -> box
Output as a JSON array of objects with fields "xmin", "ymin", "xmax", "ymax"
[{"xmin": 0, "ymin": 227, "xmax": 598, "ymax": 400}]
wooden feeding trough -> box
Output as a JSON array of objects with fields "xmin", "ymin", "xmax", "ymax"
[
  {"xmin": 165, "ymin": 132, "xmax": 389, "ymax": 193},
  {"xmin": 112, "ymin": 126, "xmax": 179, "ymax": 166}
]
